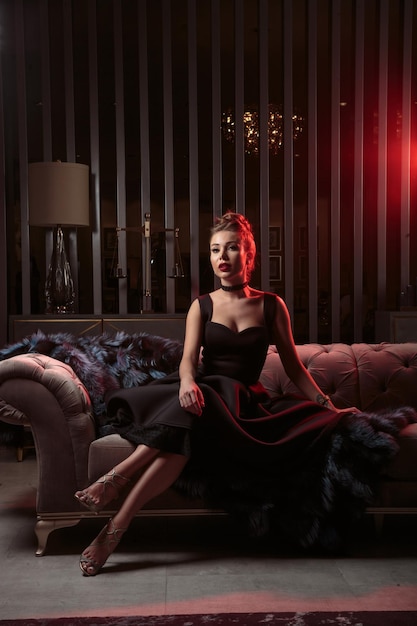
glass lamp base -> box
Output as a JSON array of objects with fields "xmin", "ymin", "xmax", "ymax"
[{"xmin": 44, "ymin": 226, "xmax": 75, "ymax": 314}]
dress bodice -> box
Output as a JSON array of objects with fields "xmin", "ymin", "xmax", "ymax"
[{"xmin": 198, "ymin": 293, "xmax": 275, "ymax": 386}]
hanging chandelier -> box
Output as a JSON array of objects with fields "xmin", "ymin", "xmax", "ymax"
[{"xmin": 221, "ymin": 104, "xmax": 304, "ymax": 156}]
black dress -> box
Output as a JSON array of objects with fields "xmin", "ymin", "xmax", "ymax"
[{"xmin": 104, "ymin": 293, "xmax": 416, "ymax": 549}]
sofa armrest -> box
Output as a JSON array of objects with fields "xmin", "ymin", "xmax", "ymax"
[{"xmin": 0, "ymin": 354, "xmax": 96, "ymax": 513}]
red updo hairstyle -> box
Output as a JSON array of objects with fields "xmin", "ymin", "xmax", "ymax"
[{"xmin": 210, "ymin": 212, "xmax": 256, "ymax": 279}]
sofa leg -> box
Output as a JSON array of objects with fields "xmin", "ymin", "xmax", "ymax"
[{"xmin": 35, "ymin": 518, "xmax": 81, "ymax": 556}]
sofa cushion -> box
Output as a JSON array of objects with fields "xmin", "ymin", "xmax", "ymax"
[{"xmin": 88, "ymin": 434, "xmax": 136, "ymax": 481}]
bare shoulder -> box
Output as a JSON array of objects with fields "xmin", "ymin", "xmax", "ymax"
[
  {"xmin": 259, "ymin": 290, "xmax": 284, "ymax": 308},
  {"xmin": 187, "ymin": 297, "xmax": 202, "ymax": 316},
  {"xmin": 272, "ymin": 293, "xmax": 287, "ymax": 310},
  {"xmin": 184, "ymin": 298, "xmax": 203, "ymax": 337},
  {"xmin": 185, "ymin": 297, "xmax": 204, "ymax": 325}
]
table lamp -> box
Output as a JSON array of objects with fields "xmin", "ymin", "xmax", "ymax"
[{"xmin": 28, "ymin": 161, "xmax": 90, "ymax": 314}]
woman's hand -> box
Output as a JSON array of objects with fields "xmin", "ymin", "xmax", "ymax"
[
  {"xmin": 325, "ymin": 398, "xmax": 360, "ymax": 415},
  {"xmin": 317, "ymin": 394, "xmax": 360, "ymax": 415},
  {"xmin": 179, "ymin": 379, "xmax": 205, "ymax": 416},
  {"xmin": 333, "ymin": 406, "xmax": 361, "ymax": 415}
]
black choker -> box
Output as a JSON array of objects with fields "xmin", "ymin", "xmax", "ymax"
[{"xmin": 221, "ymin": 281, "xmax": 249, "ymax": 292}]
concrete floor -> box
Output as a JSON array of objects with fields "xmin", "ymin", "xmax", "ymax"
[{"xmin": 1, "ymin": 445, "xmax": 417, "ymax": 621}]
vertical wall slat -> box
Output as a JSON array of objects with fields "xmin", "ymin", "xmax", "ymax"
[
  {"xmin": 234, "ymin": 0, "xmax": 245, "ymax": 214},
  {"xmin": 353, "ymin": 0, "xmax": 365, "ymax": 341},
  {"xmin": 283, "ymin": 0, "xmax": 294, "ymax": 319},
  {"xmin": 162, "ymin": 0, "xmax": 175, "ymax": 313},
  {"xmin": 63, "ymin": 0, "xmax": 76, "ymax": 162},
  {"xmin": 401, "ymin": 0, "xmax": 413, "ymax": 292},
  {"xmin": 330, "ymin": 0, "xmax": 341, "ymax": 341},
  {"xmin": 377, "ymin": 0, "xmax": 389, "ymax": 310},
  {"xmin": 138, "ymin": 0, "xmax": 151, "ymax": 312},
  {"xmin": 307, "ymin": 0, "xmax": 318, "ymax": 341},
  {"xmin": 0, "ymin": 15, "xmax": 7, "ymax": 345},
  {"xmin": 40, "ymin": 0, "xmax": 53, "ymax": 290},
  {"xmin": 63, "ymin": 0, "xmax": 80, "ymax": 311},
  {"xmin": 259, "ymin": 0, "xmax": 269, "ymax": 289},
  {"xmin": 211, "ymin": 0, "xmax": 222, "ymax": 222},
  {"xmin": 40, "ymin": 0, "xmax": 52, "ymax": 161},
  {"xmin": 88, "ymin": 0, "xmax": 103, "ymax": 314},
  {"xmin": 114, "ymin": 0, "xmax": 128, "ymax": 313},
  {"xmin": 15, "ymin": 0, "xmax": 31, "ymax": 315},
  {"xmin": 188, "ymin": 0, "xmax": 200, "ymax": 301}
]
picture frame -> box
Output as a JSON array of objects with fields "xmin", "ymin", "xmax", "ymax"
[
  {"xmin": 103, "ymin": 228, "xmax": 117, "ymax": 256},
  {"xmin": 269, "ymin": 226, "xmax": 281, "ymax": 251},
  {"xmin": 103, "ymin": 257, "xmax": 117, "ymax": 286},
  {"xmin": 269, "ymin": 255, "xmax": 282, "ymax": 281}
]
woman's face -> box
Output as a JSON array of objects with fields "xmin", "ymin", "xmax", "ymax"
[{"xmin": 209, "ymin": 230, "xmax": 251, "ymax": 283}]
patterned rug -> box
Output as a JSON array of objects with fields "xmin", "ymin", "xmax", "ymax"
[{"xmin": 1, "ymin": 612, "xmax": 417, "ymax": 626}]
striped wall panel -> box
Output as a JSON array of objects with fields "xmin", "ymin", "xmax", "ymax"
[{"xmin": 0, "ymin": 0, "xmax": 416, "ymax": 345}]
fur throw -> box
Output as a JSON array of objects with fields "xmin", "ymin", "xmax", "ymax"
[{"xmin": 0, "ymin": 330, "xmax": 183, "ymax": 442}]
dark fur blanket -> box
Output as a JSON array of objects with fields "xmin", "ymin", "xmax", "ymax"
[{"xmin": 0, "ymin": 330, "xmax": 183, "ymax": 442}]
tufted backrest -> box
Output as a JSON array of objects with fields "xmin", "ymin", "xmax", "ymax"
[
  {"xmin": 259, "ymin": 342, "xmax": 417, "ymax": 411},
  {"xmin": 353, "ymin": 343, "xmax": 417, "ymax": 411}
]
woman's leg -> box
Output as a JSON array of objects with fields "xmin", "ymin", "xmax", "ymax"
[
  {"xmin": 80, "ymin": 451, "xmax": 188, "ymax": 576},
  {"xmin": 113, "ymin": 451, "xmax": 189, "ymax": 527},
  {"xmin": 75, "ymin": 444, "xmax": 160, "ymax": 511}
]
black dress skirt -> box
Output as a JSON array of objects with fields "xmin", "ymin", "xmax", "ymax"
[{"xmin": 103, "ymin": 293, "xmax": 416, "ymax": 549}]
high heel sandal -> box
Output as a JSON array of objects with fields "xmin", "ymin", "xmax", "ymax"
[
  {"xmin": 79, "ymin": 518, "xmax": 127, "ymax": 577},
  {"xmin": 74, "ymin": 469, "xmax": 130, "ymax": 513}
]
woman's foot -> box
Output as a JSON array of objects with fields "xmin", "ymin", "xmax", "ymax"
[
  {"xmin": 79, "ymin": 518, "xmax": 127, "ymax": 576},
  {"xmin": 74, "ymin": 469, "xmax": 130, "ymax": 513}
]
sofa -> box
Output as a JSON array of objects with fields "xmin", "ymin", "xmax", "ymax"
[{"xmin": 0, "ymin": 337, "xmax": 416, "ymax": 556}]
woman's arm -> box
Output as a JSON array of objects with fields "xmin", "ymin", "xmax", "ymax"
[
  {"xmin": 178, "ymin": 298, "xmax": 205, "ymax": 415},
  {"xmin": 271, "ymin": 295, "xmax": 354, "ymax": 412}
]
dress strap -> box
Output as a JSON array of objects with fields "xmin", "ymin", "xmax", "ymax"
[{"xmin": 197, "ymin": 293, "xmax": 213, "ymax": 324}]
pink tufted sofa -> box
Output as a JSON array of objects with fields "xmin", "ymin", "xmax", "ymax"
[{"xmin": 0, "ymin": 341, "xmax": 416, "ymax": 555}]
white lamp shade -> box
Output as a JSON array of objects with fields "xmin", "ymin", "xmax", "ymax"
[{"xmin": 28, "ymin": 161, "xmax": 90, "ymax": 227}]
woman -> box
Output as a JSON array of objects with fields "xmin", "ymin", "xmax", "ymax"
[{"xmin": 76, "ymin": 212, "xmax": 414, "ymax": 576}]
